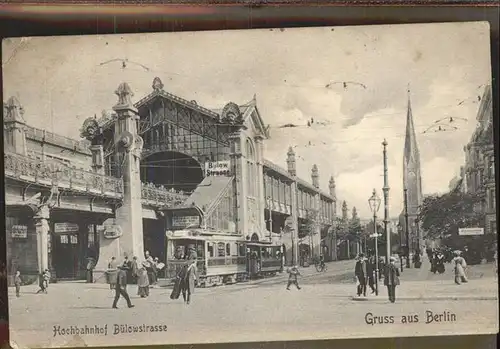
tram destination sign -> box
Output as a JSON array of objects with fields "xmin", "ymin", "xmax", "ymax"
[{"xmin": 205, "ymin": 161, "xmax": 231, "ymax": 177}]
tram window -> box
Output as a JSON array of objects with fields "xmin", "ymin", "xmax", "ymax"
[
  {"xmin": 231, "ymin": 243, "xmax": 238, "ymax": 256},
  {"xmin": 217, "ymin": 242, "xmax": 225, "ymax": 257},
  {"xmin": 238, "ymin": 244, "xmax": 246, "ymax": 256},
  {"xmin": 70, "ymin": 235, "xmax": 78, "ymax": 244},
  {"xmin": 207, "ymin": 243, "xmax": 214, "ymax": 258},
  {"xmin": 60, "ymin": 235, "xmax": 69, "ymax": 244},
  {"xmin": 226, "ymin": 243, "xmax": 231, "ymax": 256}
]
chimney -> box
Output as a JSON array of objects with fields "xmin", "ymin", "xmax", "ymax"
[
  {"xmin": 311, "ymin": 164, "xmax": 319, "ymax": 188},
  {"xmin": 286, "ymin": 146, "xmax": 296, "ymax": 176}
]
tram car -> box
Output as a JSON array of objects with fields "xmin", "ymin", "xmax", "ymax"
[
  {"xmin": 164, "ymin": 230, "xmax": 284, "ymax": 287},
  {"xmin": 246, "ymin": 242, "xmax": 284, "ymax": 278}
]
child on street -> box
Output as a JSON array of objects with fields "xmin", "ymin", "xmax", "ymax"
[{"xmin": 286, "ymin": 265, "xmax": 301, "ymax": 290}]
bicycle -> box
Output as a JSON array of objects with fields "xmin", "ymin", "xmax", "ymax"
[{"xmin": 313, "ymin": 257, "xmax": 327, "ymax": 272}]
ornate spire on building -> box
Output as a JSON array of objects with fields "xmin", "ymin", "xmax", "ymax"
[
  {"xmin": 311, "ymin": 164, "xmax": 319, "ymax": 188},
  {"xmin": 402, "ymin": 87, "xmax": 423, "ymax": 215},
  {"xmin": 4, "ymin": 96, "xmax": 26, "ymax": 123},
  {"xmin": 341, "ymin": 200, "xmax": 348, "ymax": 221},
  {"xmin": 113, "ymin": 82, "xmax": 137, "ymax": 113},
  {"xmin": 329, "ymin": 175, "xmax": 336, "ymax": 199},
  {"xmin": 286, "ymin": 146, "xmax": 296, "ymax": 176}
]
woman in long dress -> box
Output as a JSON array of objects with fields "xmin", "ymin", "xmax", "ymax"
[
  {"xmin": 180, "ymin": 259, "xmax": 198, "ymax": 305},
  {"xmin": 137, "ymin": 263, "xmax": 150, "ymax": 298},
  {"xmin": 453, "ymin": 250, "xmax": 468, "ymax": 285}
]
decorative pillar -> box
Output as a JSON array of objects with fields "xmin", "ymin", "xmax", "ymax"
[
  {"xmin": 3, "ymin": 96, "xmax": 27, "ymax": 155},
  {"xmin": 34, "ymin": 205, "xmax": 50, "ymax": 274},
  {"xmin": 255, "ymin": 135, "xmax": 266, "ymax": 235},
  {"xmin": 94, "ymin": 83, "xmax": 145, "ymax": 279},
  {"xmin": 287, "ymin": 147, "xmax": 296, "ymax": 176},
  {"xmin": 229, "ymin": 131, "xmax": 247, "ymax": 237},
  {"xmin": 90, "ymin": 145, "xmax": 105, "ymax": 175}
]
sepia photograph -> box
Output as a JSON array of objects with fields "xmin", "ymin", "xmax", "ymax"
[{"xmin": 2, "ymin": 22, "xmax": 498, "ymax": 348}]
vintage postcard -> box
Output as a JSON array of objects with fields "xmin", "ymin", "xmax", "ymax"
[{"xmin": 2, "ymin": 22, "xmax": 498, "ymax": 348}]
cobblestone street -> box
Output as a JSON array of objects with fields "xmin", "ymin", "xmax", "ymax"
[{"xmin": 8, "ymin": 261, "xmax": 498, "ymax": 348}]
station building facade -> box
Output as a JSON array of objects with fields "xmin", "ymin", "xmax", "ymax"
[{"xmin": 3, "ymin": 77, "xmax": 337, "ymax": 283}]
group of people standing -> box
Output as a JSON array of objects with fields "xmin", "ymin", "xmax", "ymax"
[
  {"xmin": 106, "ymin": 251, "xmax": 165, "ymax": 308},
  {"xmin": 170, "ymin": 250, "xmax": 198, "ymax": 305},
  {"xmin": 354, "ymin": 252, "xmax": 400, "ymax": 303}
]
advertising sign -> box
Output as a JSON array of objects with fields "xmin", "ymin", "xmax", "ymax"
[
  {"xmin": 205, "ymin": 161, "xmax": 231, "ymax": 177},
  {"xmin": 11, "ymin": 225, "xmax": 28, "ymax": 238},
  {"xmin": 458, "ymin": 228, "xmax": 484, "ymax": 236},
  {"xmin": 172, "ymin": 215, "xmax": 200, "ymax": 228},
  {"xmin": 54, "ymin": 223, "xmax": 79, "ymax": 233}
]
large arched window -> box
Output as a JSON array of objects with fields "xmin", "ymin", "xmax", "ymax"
[{"xmin": 246, "ymin": 138, "xmax": 256, "ymax": 197}]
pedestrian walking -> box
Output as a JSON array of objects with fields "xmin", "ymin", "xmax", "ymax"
[
  {"xmin": 14, "ymin": 271, "xmax": 22, "ymax": 297},
  {"xmin": 180, "ymin": 258, "xmax": 198, "ymax": 305},
  {"xmin": 107, "ymin": 257, "xmax": 118, "ymax": 290},
  {"xmin": 383, "ymin": 256, "xmax": 400, "ymax": 303},
  {"xmin": 36, "ymin": 269, "xmax": 50, "ymax": 294},
  {"xmin": 131, "ymin": 256, "xmax": 139, "ymax": 284},
  {"xmin": 354, "ymin": 253, "xmax": 368, "ymax": 297},
  {"xmin": 286, "ymin": 265, "xmax": 301, "ymax": 290},
  {"xmin": 112, "ymin": 266, "xmax": 134, "ymax": 309},
  {"xmin": 453, "ymin": 250, "xmax": 468, "ymax": 285},
  {"xmin": 137, "ymin": 262, "xmax": 150, "ymax": 298}
]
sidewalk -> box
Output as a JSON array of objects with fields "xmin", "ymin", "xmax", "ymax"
[{"xmin": 351, "ymin": 278, "xmax": 498, "ymax": 301}]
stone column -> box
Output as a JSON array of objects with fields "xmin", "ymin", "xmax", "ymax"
[
  {"xmin": 34, "ymin": 205, "xmax": 50, "ymax": 274},
  {"xmin": 229, "ymin": 131, "xmax": 247, "ymax": 237},
  {"xmin": 290, "ymin": 181, "xmax": 299, "ymax": 265},
  {"xmin": 113, "ymin": 83, "xmax": 145, "ymax": 261},
  {"xmin": 254, "ymin": 135, "xmax": 266, "ymax": 235},
  {"xmin": 90, "ymin": 145, "xmax": 105, "ymax": 175}
]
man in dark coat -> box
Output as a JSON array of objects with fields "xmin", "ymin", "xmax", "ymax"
[
  {"xmin": 354, "ymin": 253, "xmax": 368, "ymax": 297},
  {"xmin": 384, "ymin": 256, "xmax": 400, "ymax": 303},
  {"xmin": 112, "ymin": 266, "xmax": 134, "ymax": 309}
]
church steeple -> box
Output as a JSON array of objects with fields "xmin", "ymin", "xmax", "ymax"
[{"xmin": 402, "ymin": 87, "xmax": 423, "ymax": 215}]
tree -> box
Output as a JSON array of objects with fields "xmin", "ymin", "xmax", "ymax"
[
  {"xmin": 418, "ymin": 191, "xmax": 484, "ymax": 241},
  {"xmin": 348, "ymin": 206, "xmax": 362, "ymax": 242}
]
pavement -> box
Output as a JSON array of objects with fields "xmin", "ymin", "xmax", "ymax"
[{"xmin": 7, "ymin": 260, "xmax": 498, "ymax": 348}]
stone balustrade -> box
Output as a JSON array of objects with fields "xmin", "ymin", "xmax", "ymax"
[
  {"xmin": 4, "ymin": 151, "xmax": 123, "ymax": 197},
  {"xmin": 24, "ymin": 125, "xmax": 92, "ymax": 154},
  {"xmin": 141, "ymin": 182, "xmax": 190, "ymax": 208}
]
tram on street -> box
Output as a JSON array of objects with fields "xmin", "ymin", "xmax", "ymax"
[{"xmin": 164, "ymin": 230, "xmax": 284, "ymax": 287}]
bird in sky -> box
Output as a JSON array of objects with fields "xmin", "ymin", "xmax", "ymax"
[
  {"xmin": 325, "ymin": 81, "xmax": 367, "ymax": 89},
  {"xmin": 99, "ymin": 58, "xmax": 150, "ymax": 71}
]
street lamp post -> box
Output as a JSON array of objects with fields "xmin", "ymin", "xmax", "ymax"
[
  {"xmin": 403, "ymin": 188, "xmax": 411, "ymax": 268},
  {"xmin": 267, "ymin": 196, "xmax": 273, "ymax": 242},
  {"xmin": 368, "ymin": 188, "xmax": 381, "ymax": 296},
  {"xmin": 382, "ymin": 139, "xmax": 391, "ymax": 264}
]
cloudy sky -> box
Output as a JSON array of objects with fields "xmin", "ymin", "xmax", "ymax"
[{"xmin": 2, "ymin": 22, "xmax": 491, "ymax": 219}]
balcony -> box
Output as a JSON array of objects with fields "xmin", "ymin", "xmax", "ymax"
[
  {"xmin": 4, "ymin": 152, "xmax": 123, "ymax": 197},
  {"xmin": 141, "ymin": 182, "xmax": 190, "ymax": 208}
]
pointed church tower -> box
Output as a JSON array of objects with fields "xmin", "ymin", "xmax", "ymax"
[{"xmin": 401, "ymin": 88, "xmax": 423, "ymax": 252}]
